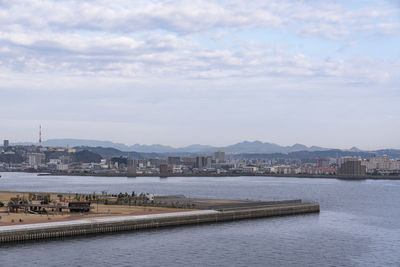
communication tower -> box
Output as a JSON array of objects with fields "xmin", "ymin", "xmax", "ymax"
[{"xmin": 39, "ymin": 125, "xmax": 42, "ymax": 147}]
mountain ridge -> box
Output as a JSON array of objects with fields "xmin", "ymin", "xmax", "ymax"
[{"xmin": 12, "ymin": 138, "xmax": 338, "ymax": 153}]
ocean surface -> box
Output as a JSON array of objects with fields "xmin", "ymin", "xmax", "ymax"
[{"xmin": 0, "ymin": 172, "xmax": 399, "ymax": 267}]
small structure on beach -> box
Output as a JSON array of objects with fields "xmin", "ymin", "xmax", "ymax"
[
  {"xmin": 8, "ymin": 203, "xmax": 63, "ymax": 214},
  {"xmin": 68, "ymin": 202, "xmax": 92, "ymax": 213},
  {"xmin": 7, "ymin": 196, "xmax": 93, "ymax": 214}
]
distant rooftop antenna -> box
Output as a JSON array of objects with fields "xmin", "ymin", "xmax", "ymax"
[{"xmin": 39, "ymin": 125, "xmax": 42, "ymax": 147}]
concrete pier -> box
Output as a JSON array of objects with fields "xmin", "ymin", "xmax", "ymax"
[{"xmin": 0, "ymin": 202, "xmax": 319, "ymax": 243}]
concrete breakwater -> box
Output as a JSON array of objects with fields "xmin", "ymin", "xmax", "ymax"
[
  {"xmin": 35, "ymin": 172, "xmax": 400, "ymax": 180},
  {"xmin": 0, "ymin": 202, "xmax": 319, "ymax": 243}
]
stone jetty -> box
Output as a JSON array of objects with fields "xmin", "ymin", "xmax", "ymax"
[{"xmin": 0, "ymin": 201, "xmax": 319, "ymax": 243}]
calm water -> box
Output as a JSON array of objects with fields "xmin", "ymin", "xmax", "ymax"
[{"xmin": 0, "ymin": 172, "xmax": 399, "ymax": 267}]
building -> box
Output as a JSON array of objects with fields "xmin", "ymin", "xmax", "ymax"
[
  {"xmin": 204, "ymin": 156, "xmax": 212, "ymax": 168},
  {"xmin": 195, "ymin": 156, "xmax": 203, "ymax": 169},
  {"xmin": 243, "ymin": 166, "xmax": 258, "ymax": 173},
  {"xmin": 317, "ymin": 158, "xmax": 329, "ymax": 168},
  {"xmin": 273, "ymin": 166, "xmax": 299, "ymax": 175},
  {"xmin": 183, "ymin": 157, "xmax": 196, "ymax": 167},
  {"xmin": 338, "ymin": 158, "xmax": 366, "ymax": 176},
  {"xmin": 127, "ymin": 159, "xmax": 137, "ymax": 177},
  {"xmin": 60, "ymin": 155, "xmax": 72, "ymax": 164},
  {"xmin": 300, "ymin": 167, "xmax": 336, "ymax": 175},
  {"xmin": 28, "ymin": 153, "xmax": 46, "ymax": 168},
  {"xmin": 56, "ymin": 164, "xmax": 69, "ymax": 171},
  {"xmin": 168, "ymin": 157, "xmax": 181, "ymax": 165},
  {"xmin": 361, "ymin": 154, "xmax": 400, "ymax": 174},
  {"xmin": 68, "ymin": 202, "xmax": 92, "ymax": 213},
  {"xmin": 214, "ymin": 151, "xmax": 225, "ymax": 163},
  {"xmin": 160, "ymin": 164, "xmax": 169, "ymax": 177},
  {"xmin": 3, "ymin": 140, "xmax": 9, "ymax": 150}
]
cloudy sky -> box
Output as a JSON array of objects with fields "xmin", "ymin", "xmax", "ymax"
[{"xmin": 0, "ymin": 0, "xmax": 399, "ymax": 149}]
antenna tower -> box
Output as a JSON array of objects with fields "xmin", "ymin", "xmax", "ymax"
[{"xmin": 39, "ymin": 125, "xmax": 42, "ymax": 147}]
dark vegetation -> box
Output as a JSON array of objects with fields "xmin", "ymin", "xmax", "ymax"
[{"xmin": 72, "ymin": 150, "xmax": 102, "ymax": 163}]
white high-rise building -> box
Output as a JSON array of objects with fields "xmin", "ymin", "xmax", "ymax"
[{"xmin": 28, "ymin": 153, "xmax": 46, "ymax": 168}]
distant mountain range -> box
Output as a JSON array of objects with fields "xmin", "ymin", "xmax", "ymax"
[
  {"xmin": 73, "ymin": 147, "xmax": 400, "ymax": 160},
  {"xmin": 13, "ymin": 138, "xmax": 358, "ymax": 154}
]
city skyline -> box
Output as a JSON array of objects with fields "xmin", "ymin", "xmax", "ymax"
[
  {"xmin": 1, "ymin": 1, "xmax": 399, "ymax": 149},
  {"xmin": 3, "ymin": 135, "xmax": 400, "ymax": 152}
]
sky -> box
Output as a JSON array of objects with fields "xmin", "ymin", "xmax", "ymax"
[{"xmin": 0, "ymin": 0, "xmax": 399, "ymax": 149}]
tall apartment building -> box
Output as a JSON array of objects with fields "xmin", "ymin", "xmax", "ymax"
[
  {"xmin": 214, "ymin": 151, "xmax": 225, "ymax": 163},
  {"xmin": 317, "ymin": 158, "xmax": 329, "ymax": 168},
  {"xmin": 195, "ymin": 156, "xmax": 203, "ymax": 169},
  {"xmin": 160, "ymin": 164, "xmax": 169, "ymax": 177},
  {"xmin": 338, "ymin": 158, "xmax": 366, "ymax": 176},
  {"xmin": 127, "ymin": 159, "xmax": 137, "ymax": 177},
  {"xmin": 3, "ymin": 140, "xmax": 9, "ymax": 150},
  {"xmin": 28, "ymin": 153, "xmax": 46, "ymax": 168},
  {"xmin": 194, "ymin": 156, "xmax": 212, "ymax": 168},
  {"xmin": 204, "ymin": 156, "xmax": 212, "ymax": 168}
]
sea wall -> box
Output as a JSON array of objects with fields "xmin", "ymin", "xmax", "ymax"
[
  {"xmin": 34, "ymin": 172, "xmax": 400, "ymax": 180},
  {"xmin": 0, "ymin": 203, "xmax": 319, "ymax": 243}
]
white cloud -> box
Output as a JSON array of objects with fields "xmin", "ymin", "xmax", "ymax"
[
  {"xmin": 0, "ymin": 29, "xmax": 397, "ymax": 85},
  {"xmin": 0, "ymin": 0, "xmax": 399, "ymax": 147},
  {"xmin": 0, "ymin": 0, "xmax": 398, "ymax": 36},
  {"xmin": 0, "ymin": 0, "xmax": 399, "ymax": 81},
  {"xmin": 299, "ymin": 24, "xmax": 350, "ymax": 40}
]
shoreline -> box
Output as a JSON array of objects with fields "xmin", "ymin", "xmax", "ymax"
[
  {"xmin": 22, "ymin": 171, "xmax": 400, "ymax": 180},
  {"xmin": 3, "ymin": 170, "xmax": 400, "ymax": 180}
]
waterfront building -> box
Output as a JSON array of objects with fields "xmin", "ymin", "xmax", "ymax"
[
  {"xmin": 56, "ymin": 164, "xmax": 69, "ymax": 171},
  {"xmin": 274, "ymin": 166, "xmax": 299, "ymax": 175},
  {"xmin": 27, "ymin": 153, "xmax": 46, "ymax": 168},
  {"xmin": 300, "ymin": 167, "xmax": 336, "ymax": 175},
  {"xmin": 160, "ymin": 164, "xmax": 169, "ymax": 177},
  {"xmin": 338, "ymin": 158, "xmax": 366, "ymax": 176},
  {"xmin": 127, "ymin": 159, "xmax": 137, "ymax": 176},
  {"xmin": 204, "ymin": 156, "xmax": 212, "ymax": 168},
  {"xmin": 361, "ymin": 154, "xmax": 400, "ymax": 174},
  {"xmin": 214, "ymin": 151, "xmax": 226, "ymax": 163},
  {"xmin": 195, "ymin": 156, "xmax": 203, "ymax": 169},
  {"xmin": 243, "ymin": 166, "xmax": 258, "ymax": 173}
]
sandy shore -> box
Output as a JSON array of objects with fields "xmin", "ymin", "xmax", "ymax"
[{"xmin": 0, "ymin": 191, "xmax": 189, "ymax": 226}]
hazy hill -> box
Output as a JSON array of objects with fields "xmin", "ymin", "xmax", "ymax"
[
  {"xmin": 43, "ymin": 139, "xmax": 129, "ymax": 151},
  {"xmin": 219, "ymin": 141, "xmax": 328, "ymax": 153},
  {"xmin": 34, "ymin": 139, "xmax": 331, "ymax": 154},
  {"xmin": 73, "ymin": 146, "xmax": 161, "ymax": 159},
  {"xmin": 41, "ymin": 139, "xmax": 212, "ymax": 153},
  {"xmin": 11, "ymin": 138, "xmax": 400, "ymax": 157}
]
